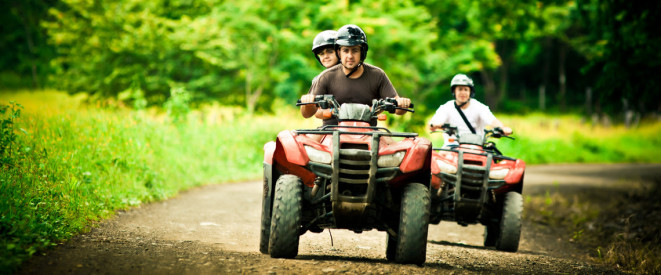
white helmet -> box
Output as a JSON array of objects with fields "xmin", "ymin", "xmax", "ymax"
[{"xmin": 450, "ymin": 74, "xmax": 474, "ymax": 97}]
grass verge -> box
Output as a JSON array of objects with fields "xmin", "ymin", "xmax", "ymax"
[
  {"xmin": 0, "ymin": 90, "xmax": 315, "ymax": 273},
  {"xmin": 525, "ymin": 181, "xmax": 661, "ymax": 274},
  {"xmin": 420, "ymin": 112, "xmax": 661, "ymax": 164}
]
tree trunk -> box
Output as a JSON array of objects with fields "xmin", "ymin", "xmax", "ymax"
[
  {"xmin": 539, "ymin": 85, "xmax": 546, "ymax": 111},
  {"xmin": 558, "ymin": 43, "xmax": 567, "ymax": 112},
  {"xmin": 15, "ymin": 2, "xmax": 40, "ymax": 89},
  {"xmin": 480, "ymin": 69, "xmax": 498, "ymax": 111},
  {"xmin": 496, "ymin": 40, "xmax": 513, "ymax": 110},
  {"xmin": 245, "ymin": 69, "xmax": 258, "ymax": 114},
  {"xmin": 585, "ymin": 87, "xmax": 592, "ymax": 116},
  {"xmin": 541, "ymin": 37, "xmax": 551, "ymax": 111}
]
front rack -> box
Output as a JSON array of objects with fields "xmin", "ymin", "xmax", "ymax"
[
  {"xmin": 295, "ymin": 125, "xmax": 418, "ymax": 138},
  {"xmin": 433, "ymin": 146, "xmax": 517, "ymax": 161}
]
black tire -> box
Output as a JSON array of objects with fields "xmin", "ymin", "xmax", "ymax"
[
  {"xmin": 259, "ymin": 177, "xmax": 272, "ymax": 254},
  {"xmin": 496, "ymin": 192, "xmax": 523, "ymax": 252},
  {"xmin": 394, "ymin": 183, "xmax": 431, "ymax": 265},
  {"xmin": 483, "ymin": 223, "xmax": 498, "ymax": 247},
  {"xmin": 268, "ymin": 175, "xmax": 302, "ymax": 258}
]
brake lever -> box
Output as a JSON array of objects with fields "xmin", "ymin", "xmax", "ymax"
[
  {"xmin": 392, "ymin": 103, "xmax": 415, "ymax": 113},
  {"xmin": 295, "ymin": 99, "xmax": 313, "ymax": 106},
  {"xmin": 395, "ymin": 106, "xmax": 415, "ymax": 113}
]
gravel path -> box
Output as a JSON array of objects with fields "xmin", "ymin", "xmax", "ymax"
[{"xmin": 19, "ymin": 163, "xmax": 661, "ymax": 274}]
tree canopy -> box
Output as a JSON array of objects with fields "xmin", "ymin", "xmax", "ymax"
[{"xmin": 1, "ymin": 0, "xmax": 659, "ymax": 118}]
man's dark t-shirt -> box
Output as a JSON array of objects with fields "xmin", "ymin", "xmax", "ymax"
[{"xmin": 309, "ymin": 63, "xmax": 398, "ymax": 125}]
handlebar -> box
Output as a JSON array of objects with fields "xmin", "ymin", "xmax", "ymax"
[
  {"xmin": 430, "ymin": 124, "xmax": 515, "ymax": 140},
  {"xmin": 487, "ymin": 127, "xmax": 515, "ymax": 140},
  {"xmin": 297, "ymin": 95, "xmax": 414, "ymax": 114}
]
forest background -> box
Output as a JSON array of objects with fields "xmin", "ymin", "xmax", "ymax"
[{"xmin": 2, "ymin": 0, "xmax": 660, "ymax": 120}]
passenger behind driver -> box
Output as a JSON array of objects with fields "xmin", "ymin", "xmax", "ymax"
[
  {"xmin": 300, "ymin": 30, "xmax": 340, "ymax": 118},
  {"xmin": 428, "ymin": 74, "xmax": 512, "ymax": 147},
  {"xmin": 300, "ymin": 24, "xmax": 411, "ymax": 125},
  {"xmin": 312, "ymin": 30, "xmax": 340, "ymax": 71}
]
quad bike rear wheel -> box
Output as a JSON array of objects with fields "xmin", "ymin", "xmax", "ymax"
[
  {"xmin": 393, "ymin": 183, "xmax": 430, "ymax": 265},
  {"xmin": 268, "ymin": 175, "xmax": 302, "ymax": 258},
  {"xmin": 495, "ymin": 192, "xmax": 523, "ymax": 252}
]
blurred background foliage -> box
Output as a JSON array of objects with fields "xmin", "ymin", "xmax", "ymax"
[{"xmin": 1, "ymin": 0, "xmax": 660, "ymax": 120}]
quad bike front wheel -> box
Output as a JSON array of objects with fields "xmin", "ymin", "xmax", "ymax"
[
  {"xmin": 495, "ymin": 191, "xmax": 523, "ymax": 252},
  {"xmin": 268, "ymin": 175, "xmax": 302, "ymax": 258},
  {"xmin": 392, "ymin": 183, "xmax": 430, "ymax": 265}
]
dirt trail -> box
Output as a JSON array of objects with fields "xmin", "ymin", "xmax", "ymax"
[{"xmin": 18, "ymin": 164, "xmax": 661, "ymax": 274}]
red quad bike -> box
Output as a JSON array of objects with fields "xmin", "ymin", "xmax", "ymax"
[
  {"xmin": 429, "ymin": 124, "xmax": 526, "ymax": 252},
  {"xmin": 260, "ymin": 95, "xmax": 432, "ymax": 265}
]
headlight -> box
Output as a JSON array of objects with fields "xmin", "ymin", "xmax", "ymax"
[
  {"xmin": 377, "ymin": 151, "xmax": 406, "ymax": 167},
  {"xmin": 436, "ymin": 159, "xmax": 457, "ymax": 174},
  {"xmin": 489, "ymin": 168, "xmax": 510, "ymax": 180},
  {"xmin": 304, "ymin": 145, "xmax": 331, "ymax": 164}
]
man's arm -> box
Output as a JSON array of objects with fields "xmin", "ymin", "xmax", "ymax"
[
  {"xmin": 300, "ymin": 94, "xmax": 317, "ymax": 118},
  {"xmin": 428, "ymin": 105, "xmax": 448, "ymax": 131},
  {"xmin": 489, "ymin": 118, "xmax": 513, "ymax": 136}
]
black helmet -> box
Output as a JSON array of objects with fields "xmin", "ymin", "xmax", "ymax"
[
  {"xmin": 312, "ymin": 30, "xmax": 337, "ymax": 67},
  {"xmin": 312, "ymin": 30, "xmax": 337, "ymax": 53},
  {"xmin": 334, "ymin": 24, "xmax": 368, "ymax": 62}
]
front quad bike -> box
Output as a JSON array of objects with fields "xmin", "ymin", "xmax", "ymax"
[
  {"xmin": 429, "ymin": 124, "xmax": 526, "ymax": 252},
  {"xmin": 261, "ymin": 95, "xmax": 432, "ymax": 265}
]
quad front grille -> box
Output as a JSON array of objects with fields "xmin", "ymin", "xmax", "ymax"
[{"xmin": 338, "ymin": 144, "xmax": 370, "ymax": 196}]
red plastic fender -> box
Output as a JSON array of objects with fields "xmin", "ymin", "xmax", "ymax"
[
  {"xmin": 504, "ymin": 159, "xmax": 526, "ymax": 184},
  {"xmin": 430, "ymin": 152, "xmax": 439, "ymax": 175},
  {"xmin": 263, "ymin": 141, "xmax": 276, "ymax": 165},
  {"xmin": 273, "ymin": 139, "xmax": 316, "ymax": 188},
  {"xmin": 399, "ymin": 138, "xmax": 432, "ymax": 173},
  {"xmin": 431, "ymin": 173, "xmax": 442, "ymax": 190},
  {"xmin": 276, "ymin": 130, "xmax": 309, "ymax": 166}
]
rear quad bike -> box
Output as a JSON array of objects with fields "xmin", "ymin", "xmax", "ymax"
[
  {"xmin": 260, "ymin": 95, "xmax": 432, "ymax": 265},
  {"xmin": 429, "ymin": 124, "xmax": 526, "ymax": 252}
]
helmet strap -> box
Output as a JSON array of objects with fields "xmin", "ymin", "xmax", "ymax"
[
  {"xmin": 455, "ymin": 96, "xmax": 469, "ymax": 108},
  {"xmin": 344, "ymin": 63, "xmax": 362, "ymax": 78}
]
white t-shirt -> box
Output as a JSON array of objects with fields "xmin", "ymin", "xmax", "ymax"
[{"xmin": 429, "ymin": 99, "xmax": 497, "ymax": 146}]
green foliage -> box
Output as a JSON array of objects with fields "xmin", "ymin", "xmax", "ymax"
[
  {"xmin": 575, "ymin": 0, "xmax": 661, "ymax": 115},
  {"xmin": 163, "ymin": 86, "xmax": 191, "ymax": 123},
  {"xmin": 0, "ymin": 101, "xmax": 24, "ymax": 165},
  {"xmin": 0, "ymin": 0, "xmax": 57, "ymax": 89},
  {"xmin": 2, "ymin": 0, "xmax": 659, "ymax": 117},
  {"xmin": 0, "ymin": 91, "xmax": 312, "ymax": 272}
]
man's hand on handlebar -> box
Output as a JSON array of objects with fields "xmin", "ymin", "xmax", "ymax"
[
  {"xmin": 394, "ymin": 96, "xmax": 412, "ymax": 115},
  {"xmin": 300, "ymin": 94, "xmax": 315, "ymax": 104},
  {"xmin": 501, "ymin": 126, "xmax": 513, "ymax": 136},
  {"xmin": 395, "ymin": 96, "xmax": 411, "ymax": 109}
]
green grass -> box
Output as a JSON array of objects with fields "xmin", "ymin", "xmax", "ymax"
[
  {"xmin": 419, "ymin": 112, "xmax": 661, "ymax": 164},
  {"xmin": 0, "ymin": 90, "xmax": 316, "ymax": 273},
  {"xmin": 1, "ymin": 90, "xmax": 660, "ymax": 273}
]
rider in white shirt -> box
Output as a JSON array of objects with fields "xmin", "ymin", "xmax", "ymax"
[{"xmin": 429, "ymin": 74, "xmax": 512, "ymax": 147}]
